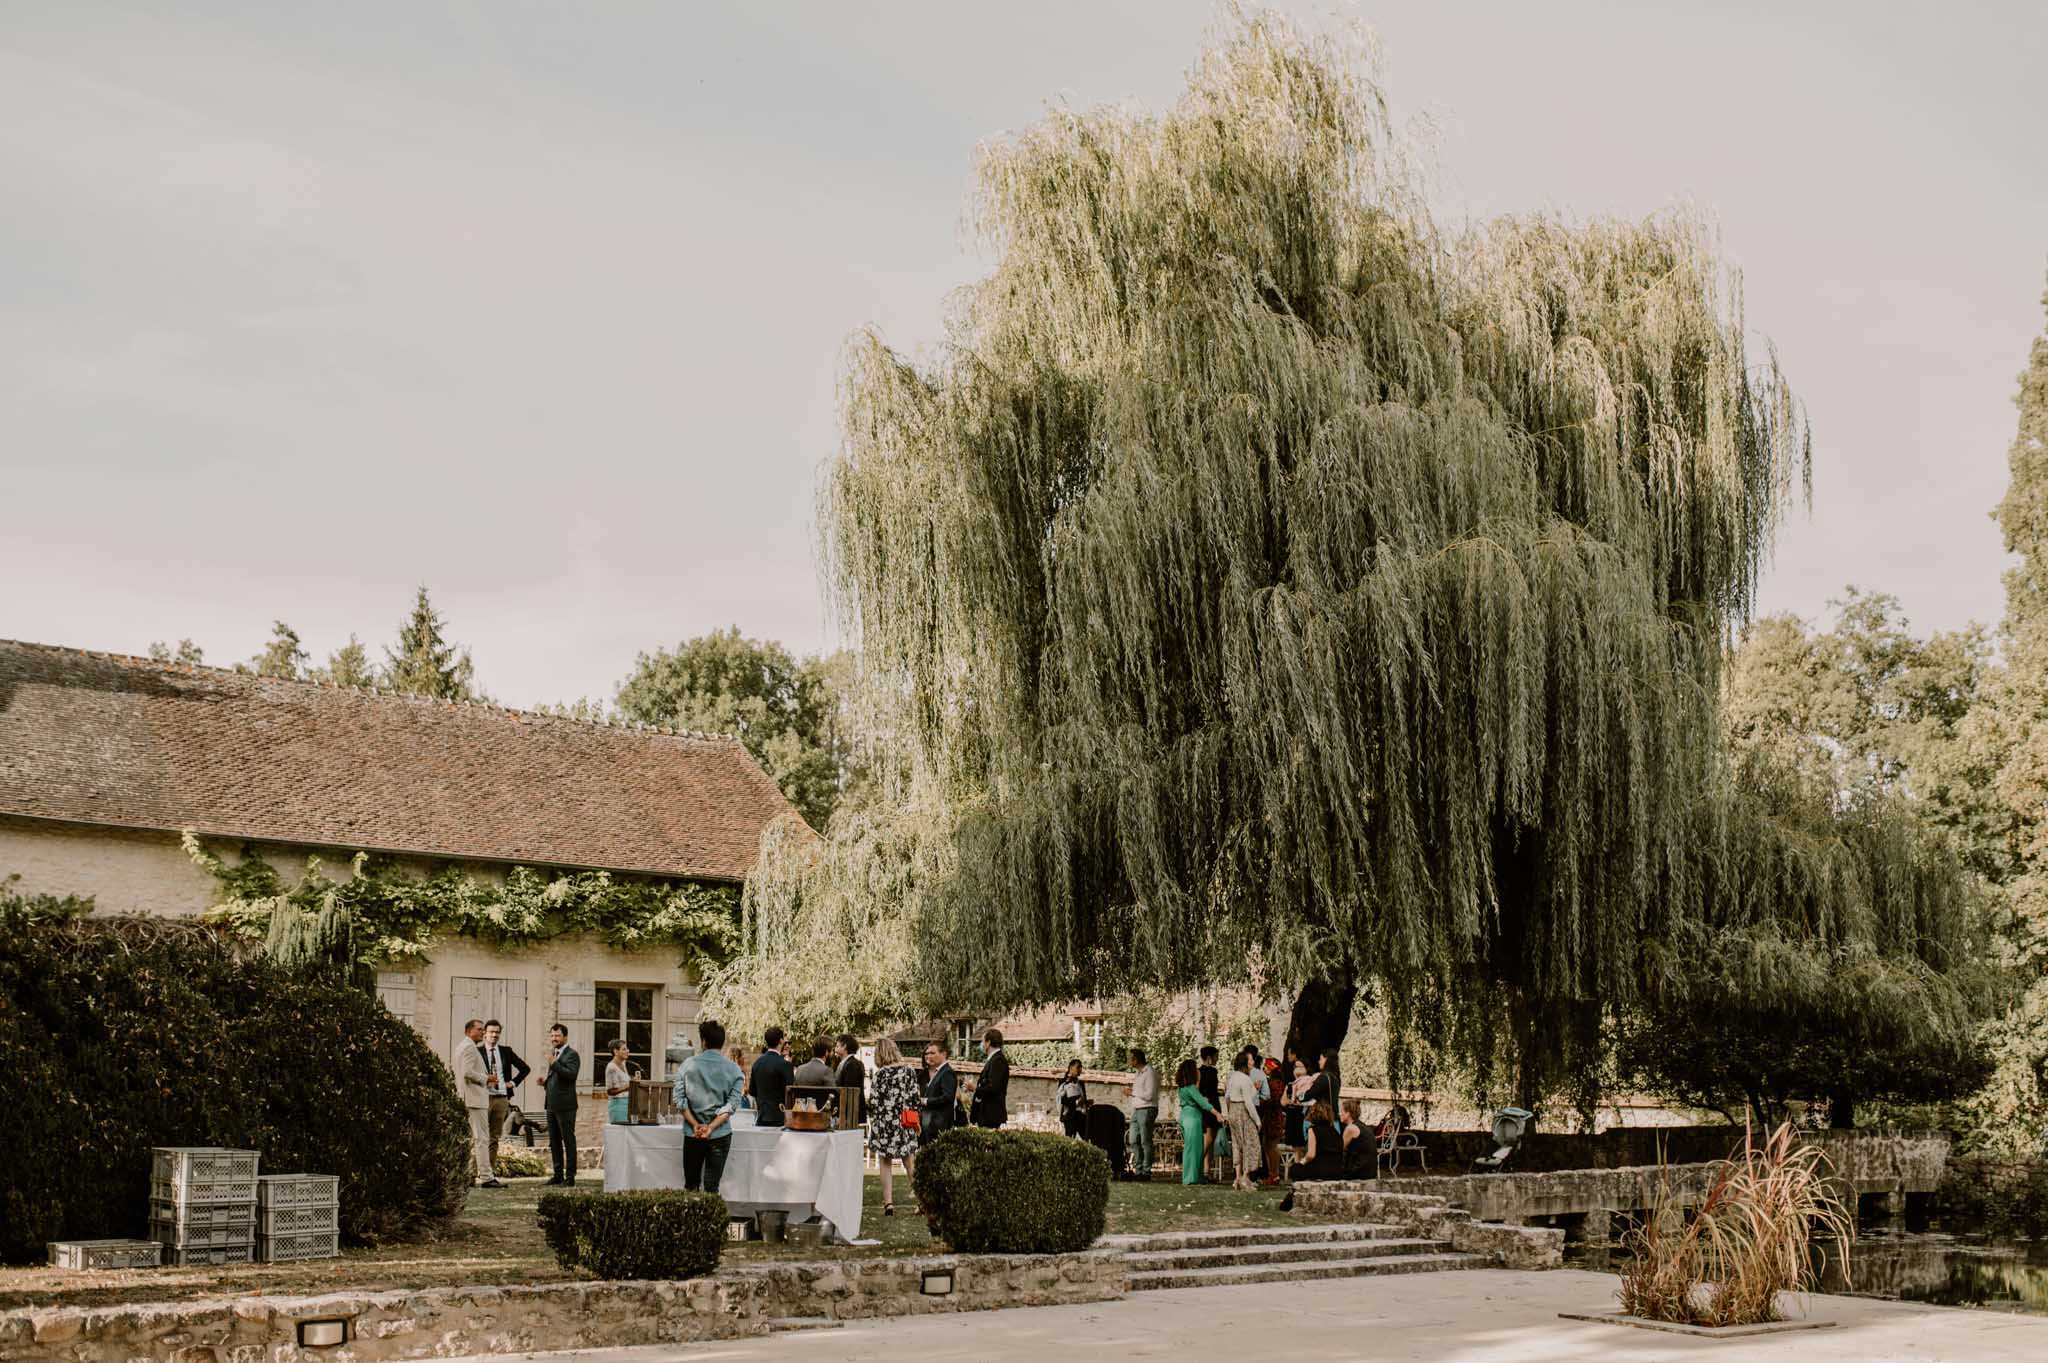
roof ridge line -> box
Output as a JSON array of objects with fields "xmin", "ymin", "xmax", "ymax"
[{"xmin": 0, "ymin": 638, "xmax": 743, "ymax": 746}]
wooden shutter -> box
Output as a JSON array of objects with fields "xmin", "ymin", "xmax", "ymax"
[{"xmin": 376, "ymin": 972, "xmax": 420, "ymax": 1034}]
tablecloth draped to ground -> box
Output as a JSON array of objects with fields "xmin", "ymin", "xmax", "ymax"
[{"xmin": 602, "ymin": 1123, "xmax": 865, "ymax": 1241}]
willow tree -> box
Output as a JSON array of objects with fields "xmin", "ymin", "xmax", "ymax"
[{"xmin": 801, "ymin": 13, "xmax": 1907, "ymax": 1102}]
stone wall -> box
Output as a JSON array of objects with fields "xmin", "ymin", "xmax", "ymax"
[
  {"xmin": 0, "ymin": 1251, "xmax": 1128, "ymax": 1363},
  {"xmin": 1289, "ymin": 1186, "xmax": 1564, "ymax": 1269}
]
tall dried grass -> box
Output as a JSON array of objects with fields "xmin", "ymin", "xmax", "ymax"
[{"xmin": 1616, "ymin": 1122, "xmax": 1854, "ymax": 1327}]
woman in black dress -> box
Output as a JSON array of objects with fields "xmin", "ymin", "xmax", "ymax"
[
  {"xmin": 1278, "ymin": 1100, "xmax": 1346, "ymax": 1210},
  {"xmin": 1057, "ymin": 1059, "xmax": 1089, "ymax": 1138}
]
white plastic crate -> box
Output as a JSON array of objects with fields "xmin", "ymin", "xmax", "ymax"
[
  {"xmin": 150, "ymin": 1176, "xmax": 258, "ymax": 1206},
  {"xmin": 256, "ymin": 1229, "xmax": 339, "ymax": 1263},
  {"xmin": 149, "ymin": 1220, "xmax": 254, "ymax": 1250},
  {"xmin": 167, "ymin": 1243, "xmax": 255, "ymax": 1266},
  {"xmin": 256, "ymin": 1174, "xmax": 339, "ymax": 1208},
  {"xmin": 257, "ymin": 1203, "xmax": 338, "ymax": 1235},
  {"xmin": 151, "ymin": 1148, "xmax": 260, "ymax": 1185},
  {"xmin": 48, "ymin": 1238, "xmax": 162, "ymax": 1270},
  {"xmin": 148, "ymin": 1198, "xmax": 256, "ymax": 1229}
]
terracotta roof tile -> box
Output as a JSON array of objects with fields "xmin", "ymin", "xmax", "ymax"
[{"xmin": 0, "ymin": 640, "xmax": 800, "ymax": 881}]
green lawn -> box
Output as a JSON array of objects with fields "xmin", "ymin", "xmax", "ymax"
[{"xmin": 2, "ymin": 1171, "xmax": 1333, "ymax": 1310}]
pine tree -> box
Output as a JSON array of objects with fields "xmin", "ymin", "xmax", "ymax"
[
  {"xmin": 312, "ymin": 635, "xmax": 376, "ymax": 689},
  {"xmin": 382, "ymin": 587, "xmax": 478, "ymax": 701},
  {"xmin": 249, "ymin": 620, "xmax": 309, "ymax": 679}
]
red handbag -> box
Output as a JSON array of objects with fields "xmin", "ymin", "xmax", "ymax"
[{"xmin": 900, "ymin": 1107, "xmax": 921, "ymax": 1131}]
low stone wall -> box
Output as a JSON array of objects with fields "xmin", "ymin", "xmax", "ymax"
[
  {"xmin": 0, "ymin": 1252, "xmax": 1126, "ymax": 1363},
  {"xmin": 1289, "ymin": 1186, "xmax": 1563, "ymax": 1269}
]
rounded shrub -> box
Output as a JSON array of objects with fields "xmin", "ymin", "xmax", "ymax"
[
  {"xmin": 912, "ymin": 1126, "xmax": 1109, "ymax": 1254},
  {"xmin": 537, "ymin": 1189, "xmax": 727, "ymax": 1279},
  {"xmin": 0, "ymin": 915, "xmax": 469, "ymax": 1263}
]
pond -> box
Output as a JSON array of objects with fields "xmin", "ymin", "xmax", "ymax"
[{"xmin": 1567, "ymin": 1228, "xmax": 2048, "ymax": 1318}]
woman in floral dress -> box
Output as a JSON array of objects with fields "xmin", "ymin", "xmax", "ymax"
[{"xmin": 866, "ymin": 1037, "xmax": 924, "ymax": 1215}]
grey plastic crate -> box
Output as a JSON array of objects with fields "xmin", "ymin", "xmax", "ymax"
[
  {"xmin": 148, "ymin": 1198, "xmax": 257, "ymax": 1229},
  {"xmin": 48, "ymin": 1239, "xmax": 162, "ymax": 1270},
  {"xmin": 150, "ymin": 1175, "xmax": 258, "ymax": 1205},
  {"xmin": 257, "ymin": 1203, "xmax": 338, "ymax": 1235},
  {"xmin": 166, "ymin": 1243, "xmax": 256, "ymax": 1266},
  {"xmin": 151, "ymin": 1148, "xmax": 260, "ymax": 1185},
  {"xmin": 149, "ymin": 1219, "xmax": 255, "ymax": 1250},
  {"xmin": 256, "ymin": 1229, "xmax": 339, "ymax": 1263},
  {"xmin": 256, "ymin": 1174, "xmax": 339, "ymax": 1209}
]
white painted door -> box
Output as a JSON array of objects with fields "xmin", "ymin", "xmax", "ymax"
[{"xmin": 451, "ymin": 977, "xmax": 531, "ymax": 1104}]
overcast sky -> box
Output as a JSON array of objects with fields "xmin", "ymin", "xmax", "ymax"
[{"xmin": 4, "ymin": 1, "xmax": 2044, "ymax": 707}]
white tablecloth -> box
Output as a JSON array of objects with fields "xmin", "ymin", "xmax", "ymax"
[{"xmin": 602, "ymin": 1124, "xmax": 864, "ymax": 1242}]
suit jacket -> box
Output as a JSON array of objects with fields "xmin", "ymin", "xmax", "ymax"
[
  {"xmin": 835, "ymin": 1054, "xmax": 867, "ymax": 1124},
  {"xmin": 750, "ymin": 1050, "xmax": 795, "ymax": 1126},
  {"xmin": 482, "ymin": 1042, "xmax": 530, "ymax": 1101},
  {"xmin": 455, "ymin": 1039, "xmax": 490, "ymax": 1112},
  {"xmin": 920, "ymin": 1062, "xmax": 958, "ymax": 1143},
  {"xmin": 791, "ymin": 1057, "xmax": 834, "ymax": 1088},
  {"xmin": 970, "ymin": 1049, "xmax": 1009, "ymax": 1128},
  {"xmin": 544, "ymin": 1044, "xmax": 582, "ymax": 1112}
]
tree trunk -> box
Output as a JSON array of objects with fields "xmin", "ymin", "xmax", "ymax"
[
  {"xmin": 1284, "ymin": 976, "xmax": 1357, "ymax": 1066},
  {"xmin": 1828, "ymin": 1091, "xmax": 1856, "ymax": 1129}
]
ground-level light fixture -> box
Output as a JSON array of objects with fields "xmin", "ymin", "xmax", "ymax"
[
  {"xmin": 919, "ymin": 1269, "xmax": 955, "ymax": 1296},
  {"xmin": 296, "ymin": 1317, "xmax": 350, "ymax": 1348}
]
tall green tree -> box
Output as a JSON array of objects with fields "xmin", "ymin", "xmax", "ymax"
[
  {"xmin": 382, "ymin": 587, "xmax": 479, "ymax": 701},
  {"xmin": 312, "ymin": 634, "xmax": 376, "ymax": 689},
  {"xmin": 770, "ymin": 12, "xmax": 1975, "ymax": 1106},
  {"xmin": 613, "ymin": 628, "xmax": 845, "ymax": 829},
  {"xmin": 1969, "ymin": 282, "xmax": 2048, "ymax": 1152},
  {"xmin": 247, "ymin": 620, "xmax": 309, "ymax": 680}
]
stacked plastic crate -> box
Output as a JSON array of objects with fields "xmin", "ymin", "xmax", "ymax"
[
  {"xmin": 257, "ymin": 1173, "xmax": 340, "ymax": 1262},
  {"xmin": 149, "ymin": 1147, "xmax": 259, "ymax": 1265},
  {"xmin": 47, "ymin": 1238, "xmax": 162, "ymax": 1270}
]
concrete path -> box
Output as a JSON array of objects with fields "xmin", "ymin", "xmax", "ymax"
[{"xmin": 451, "ymin": 1268, "xmax": 2048, "ymax": 1363}]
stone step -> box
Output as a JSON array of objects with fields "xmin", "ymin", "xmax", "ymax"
[
  {"xmin": 1121, "ymin": 1236, "xmax": 1449, "ymax": 1273},
  {"xmin": 765, "ymin": 1316, "xmax": 843, "ymax": 1332},
  {"xmin": 1099, "ymin": 1221, "xmax": 1411, "ymax": 1254},
  {"xmin": 1127, "ymin": 1251, "xmax": 1492, "ymax": 1292}
]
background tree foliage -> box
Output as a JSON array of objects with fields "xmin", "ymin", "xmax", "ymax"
[
  {"xmin": 383, "ymin": 585, "xmax": 480, "ymax": 700},
  {"xmin": 613, "ymin": 627, "xmax": 853, "ymax": 830}
]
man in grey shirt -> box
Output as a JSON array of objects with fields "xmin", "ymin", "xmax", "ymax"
[
  {"xmin": 1128, "ymin": 1048, "xmax": 1160, "ymax": 1180},
  {"xmin": 791, "ymin": 1035, "xmax": 835, "ymax": 1088}
]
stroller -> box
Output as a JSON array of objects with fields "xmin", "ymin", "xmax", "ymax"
[
  {"xmin": 1470, "ymin": 1106, "xmax": 1535, "ymax": 1173},
  {"xmin": 1084, "ymin": 1103, "xmax": 1130, "ymax": 1179}
]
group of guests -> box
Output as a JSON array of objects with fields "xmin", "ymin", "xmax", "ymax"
[
  {"xmin": 1164, "ymin": 1044, "xmax": 1375, "ymax": 1194},
  {"xmin": 450, "ymin": 1016, "xmax": 584, "ymax": 1187}
]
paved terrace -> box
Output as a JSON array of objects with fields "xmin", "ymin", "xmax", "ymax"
[{"xmin": 453, "ymin": 1269, "xmax": 2048, "ymax": 1363}]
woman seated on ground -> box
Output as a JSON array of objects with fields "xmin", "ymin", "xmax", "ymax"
[
  {"xmin": 1057, "ymin": 1059, "xmax": 1089, "ymax": 1139},
  {"xmin": 1338, "ymin": 1097, "xmax": 1375, "ymax": 1179},
  {"xmin": 1277, "ymin": 1100, "xmax": 1346, "ymax": 1210}
]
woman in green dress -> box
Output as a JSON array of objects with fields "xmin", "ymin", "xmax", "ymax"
[{"xmin": 1175, "ymin": 1058, "xmax": 1218, "ymax": 1185}]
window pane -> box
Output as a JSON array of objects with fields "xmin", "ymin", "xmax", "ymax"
[
  {"xmin": 626, "ymin": 1020, "xmax": 652, "ymax": 1055},
  {"xmin": 596, "ymin": 986, "xmax": 621, "ymax": 1022},
  {"xmin": 627, "ymin": 988, "xmax": 654, "ymax": 1021},
  {"xmin": 630, "ymin": 1052, "xmax": 653, "ymax": 1078},
  {"xmin": 595, "ymin": 1021, "xmax": 621, "ymax": 1059}
]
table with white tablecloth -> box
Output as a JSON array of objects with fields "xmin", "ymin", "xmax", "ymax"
[{"xmin": 602, "ymin": 1120, "xmax": 864, "ymax": 1242}]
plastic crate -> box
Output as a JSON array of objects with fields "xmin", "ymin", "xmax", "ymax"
[
  {"xmin": 256, "ymin": 1174, "xmax": 339, "ymax": 1208},
  {"xmin": 148, "ymin": 1199, "xmax": 256, "ymax": 1229},
  {"xmin": 166, "ymin": 1244, "xmax": 255, "ymax": 1266},
  {"xmin": 151, "ymin": 1148, "xmax": 260, "ymax": 1185},
  {"xmin": 149, "ymin": 1220, "xmax": 254, "ymax": 1250},
  {"xmin": 48, "ymin": 1239, "xmax": 162, "ymax": 1270},
  {"xmin": 256, "ymin": 1229, "xmax": 339, "ymax": 1263},
  {"xmin": 150, "ymin": 1175, "xmax": 259, "ymax": 1206},
  {"xmin": 257, "ymin": 1203, "xmax": 338, "ymax": 1235}
]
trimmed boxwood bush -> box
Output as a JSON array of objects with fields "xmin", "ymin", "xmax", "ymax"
[
  {"xmin": 912, "ymin": 1127, "xmax": 1109, "ymax": 1254},
  {"xmin": 537, "ymin": 1189, "xmax": 727, "ymax": 1279},
  {"xmin": 0, "ymin": 914, "xmax": 470, "ymax": 1263}
]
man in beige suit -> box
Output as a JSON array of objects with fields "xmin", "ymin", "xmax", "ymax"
[{"xmin": 454, "ymin": 1018, "xmax": 501, "ymax": 1188}]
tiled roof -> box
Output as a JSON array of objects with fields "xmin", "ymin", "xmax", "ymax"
[{"xmin": 0, "ymin": 640, "xmax": 800, "ymax": 881}]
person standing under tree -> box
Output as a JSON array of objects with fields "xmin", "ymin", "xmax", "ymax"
[
  {"xmin": 673, "ymin": 1019, "xmax": 745, "ymax": 1195},
  {"xmin": 968, "ymin": 1028, "xmax": 1009, "ymax": 1128},
  {"xmin": 751, "ymin": 1027, "xmax": 795, "ymax": 1126},
  {"xmin": 1223, "ymin": 1050, "xmax": 1263, "ymax": 1191},
  {"xmin": 543, "ymin": 1023, "xmax": 581, "ymax": 1185},
  {"xmin": 1128, "ymin": 1049, "xmax": 1159, "ymax": 1180},
  {"xmin": 1176, "ymin": 1059, "xmax": 1218, "ymax": 1186},
  {"xmin": 833, "ymin": 1033, "xmax": 867, "ymax": 1126},
  {"xmin": 919, "ymin": 1039, "xmax": 958, "ymax": 1147},
  {"xmin": 1197, "ymin": 1046, "xmax": 1222, "ymax": 1174},
  {"xmin": 866, "ymin": 1037, "xmax": 922, "ymax": 1216}
]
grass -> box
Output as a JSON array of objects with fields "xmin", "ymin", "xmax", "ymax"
[{"xmin": 1, "ymin": 1170, "xmax": 1334, "ymax": 1311}]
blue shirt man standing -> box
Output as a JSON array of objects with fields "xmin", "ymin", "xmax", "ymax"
[{"xmin": 673, "ymin": 1019, "xmax": 747, "ymax": 1195}]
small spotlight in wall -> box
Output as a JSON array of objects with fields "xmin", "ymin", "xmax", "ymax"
[
  {"xmin": 297, "ymin": 1317, "xmax": 350, "ymax": 1348},
  {"xmin": 920, "ymin": 1269, "xmax": 955, "ymax": 1296}
]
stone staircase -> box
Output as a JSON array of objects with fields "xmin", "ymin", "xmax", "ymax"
[{"xmin": 1104, "ymin": 1221, "xmax": 1491, "ymax": 1291}]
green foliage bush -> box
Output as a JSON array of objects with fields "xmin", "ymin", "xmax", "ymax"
[
  {"xmin": 536, "ymin": 1189, "xmax": 727, "ymax": 1279},
  {"xmin": 1934, "ymin": 1158, "xmax": 2048, "ymax": 1240},
  {"xmin": 0, "ymin": 914, "xmax": 470, "ymax": 1263},
  {"xmin": 912, "ymin": 1127, "xmax": 1109, "ymax": 1254}
]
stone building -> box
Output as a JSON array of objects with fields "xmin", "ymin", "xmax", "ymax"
[{"xmin": 0, "ymin": 639, "xmax": 798, "ymax": 1142}]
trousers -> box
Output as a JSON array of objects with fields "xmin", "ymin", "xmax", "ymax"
[
  {"xmin": 684, "ymin": 1134, "xmax": 731, "ymax": 1194},
  {"xmin": 467, "ymin": 1105, "xmax": 494, "ymax": 1181},
  {"xmin": 547, "ymin": 1106, "xmax": 577, "ymax": 1183},
  {"xmin": 1130, "ymin": 1106, "xmax": 1157, "ymax": 1176}
]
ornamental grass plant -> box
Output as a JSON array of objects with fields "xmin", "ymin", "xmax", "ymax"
[{"xmin": 1616, "ymin": 1122, "xmax": 1854, "ymax": 1327}]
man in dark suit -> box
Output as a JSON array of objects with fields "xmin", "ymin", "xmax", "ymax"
[
  {"xmin": 1198, "ymin": 1044, "xmax": 1222, "ymax": 1173},
  {"xmin": 480, "ymin": 1019, "xmax": 531, "ymax": 1174},
  {"xmin": 750, "ymin": 1026, "xmax": 795, "ymax": 1127},
  {"xmin": 543, "ymin": 1023, "xmax": 581, "ymax": 1185},
  {"xmin": 919, "ymin": 1039, "xmax": 957, "ymax": 1148},
  {"xmin": 969, "ymin": 1027, "xmax": 1009, "ymax": 1129},
  {"xmin": 832, "ymin": 1033, "xmax": 866, "ymax": 1126}
]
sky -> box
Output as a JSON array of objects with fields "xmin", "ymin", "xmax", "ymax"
[{"xmin": 3, "ymin": 1, "xmax": 2044, "ymax": 708}]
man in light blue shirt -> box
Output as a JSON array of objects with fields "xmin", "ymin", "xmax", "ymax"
[{"xmin": 672, "ymin": 1019, "xmax": 746, "ymax": 1194}]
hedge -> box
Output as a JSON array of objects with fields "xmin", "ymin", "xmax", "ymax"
[
  {"xmin": 537, "ymin": 1189, "xmax": 727, "ymax": 1280},
  {"xmin": 912, "ymin": 1127, "xmax": 1109, "ymax": 1254},
  {"xmin": 0, "ymin": 914, "xmax": 470, "ymax": 1262}
]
